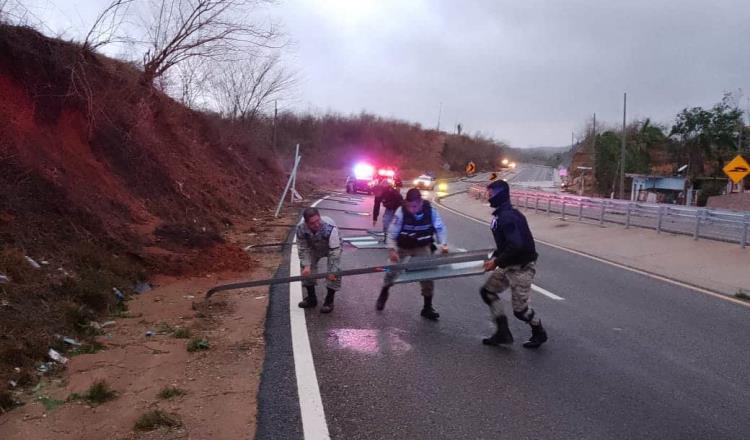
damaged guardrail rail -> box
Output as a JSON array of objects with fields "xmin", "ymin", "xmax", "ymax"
[
  {"xmin": 467, "ymin": 184, "xmax": 750, "ymax": 248},
  {"xmin": 205, "ymin": 248, "xmax": 494, "ymax": 299}
]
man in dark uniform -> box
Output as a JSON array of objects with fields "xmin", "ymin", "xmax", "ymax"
[
  {"xmin": 480, "ymin": 180, "xmax": 548, "ymax": 348},
  {"xmin": 372, "ymin": 181, "xmax": 404, "ymax": 235},
  {"xmin": 377, "ymin": 188, "xmax": 448, "ymax": 320}
]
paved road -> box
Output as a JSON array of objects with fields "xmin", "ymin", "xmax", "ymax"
[
  {"xmin": 257, "ymin": 189, "xmax": 750, "ymax": 440},
  {"xmin": 508, "ymin": 164, "xmax": 556, "ymax": 185}
]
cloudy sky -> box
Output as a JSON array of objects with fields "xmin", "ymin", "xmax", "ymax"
[{"xmin": 13, "ymin": 0, "xmax": 750, "ymax": 147}]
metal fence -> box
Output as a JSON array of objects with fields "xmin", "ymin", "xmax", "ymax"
[{"xmin": 468, "ymin": 185, "xmax": 750, "ymax": 248}]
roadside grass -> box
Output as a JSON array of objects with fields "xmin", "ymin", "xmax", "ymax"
[
  {"xmin": 134, "ymin": 409, "xmax": 182, "ymax": 431},
  {"xmin": 186, "ymin": 337, "xmax": 209, "ymax": 352},
  {"xmin": 172, "ymin": 327, "xmax": 192, "ymax": 339},
  {"xmin": 68, "ymin": 380, "xmax": 117, "ymax": 406},
  {"xmin": 157, "ymin": 386, "xmax": 186, "ymax": 400}
]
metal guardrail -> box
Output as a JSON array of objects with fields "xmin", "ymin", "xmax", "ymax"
[{"xmin": 468, "ymin": 184, "xmax": 750, "ymax": 248}]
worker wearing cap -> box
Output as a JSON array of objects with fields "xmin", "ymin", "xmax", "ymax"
[
  {"xmin": 296, "ymin": 207, "xmax": 342, "ymax": 314},
  {"xmin": 377, "ymin": 188, "xmax": 448, "ymax": 320}
]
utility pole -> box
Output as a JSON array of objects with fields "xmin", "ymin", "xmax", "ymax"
[
  {"xmin": 739, "ymin": 119, "xmax": 745, "ymax": 191},
  {"xmin": 436, "ymin": 101, "xmax": 443, "ymax": 132},
  {"xmin": 620, "ymin": 93, "xmax": 627, "ymax": 200},
  {"xmin": 592, "ymin": 112, "xmax": 597, "ymax": 176}
]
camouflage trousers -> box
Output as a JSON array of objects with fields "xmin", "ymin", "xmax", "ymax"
[
  {"xmin": 482, "ymin": 262, "xmax": 536, "ymax": 318},
  {"xmin": 301, "ymin": 247, "xmax": 342, "ymax": 291}
]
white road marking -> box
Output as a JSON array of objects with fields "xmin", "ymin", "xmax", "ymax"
[
  {"xmin": 290, "ymin": 197, "xmax": 330, "ymax": 439},
  {"xmin": 532, "ymin": 285, "xmax": 564, "ymax": 301},
  {"xmin": 436, "ymin": 200, "xmax": 750, "ymax": 309}
]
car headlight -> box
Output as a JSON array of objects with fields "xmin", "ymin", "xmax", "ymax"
[{"xmin": 413, "ymin": 179, "xmax": 420, "ymax": 185}]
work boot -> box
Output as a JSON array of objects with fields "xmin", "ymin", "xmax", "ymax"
[
  {"xmin": 320, "ymin": 289, "xmax": 335, "ymax": 314},
  {"xmin": 420, "ymin": 296, "xmax": 439, "ymax": 320},
  {"xmin": 522, "ymin": 321, "xmax": 548, "ymax": 349},
  {"xmin": 376, "ymin": 287, "xmax": 390, "ymax": 311},
  {"xmin": 482, "ymin": 315, "xmax": 514, "ymax": 346},
  {"xmin": 420, "ymin": 306, "xmax": 440, "ymax": 320},
  {"xmin": 298, "ymin": 286, "xmax": 317, "ymax": 309}
]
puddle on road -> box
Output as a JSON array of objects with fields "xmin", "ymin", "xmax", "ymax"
[{"xmin": 327, "ymin": 328, "xmax": 412, "ymax": 355}]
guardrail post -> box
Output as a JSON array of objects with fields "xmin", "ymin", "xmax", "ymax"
[
  {"xmin": 534, "ymin": 197, "xmax": 539, "ymax": 213},
  {"xmin": 599, "ymin": 201, "xmax": 606, "ymax": 225},
  {"xmin": 546, "ymin": 199, "xmax": 551, "ymax": 215},
  {"xmin": 525, "ymin": 196, "xmax": 529, "ymax": 209},
  {"xmin": 657, "ymin": 206, "xmax": 664, "ymax": 233},
  {"xmin": 625, "ymin": 203, "xmax": 632, "ymax": 229},
  {"xmin": 742, "ymin": 214, "xmax": 749, "ymax": 249},
  {"xmin": 693, "ymin": 209, "xmax": 702, "ymax": 240},
  {"xmin": 561, "ymin": 201, "xmax": 566, "ymax": 220},
  {"xmin": 578, "ymin": 202, "xmax": 583, "ymax": 221}
]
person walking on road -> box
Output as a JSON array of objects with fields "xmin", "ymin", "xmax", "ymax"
[
  {"xmin": 377, "ymin": 188, "xmax": 448, "ymax": 320},
  {"xmin": 372, "ymin": 181, "xmax": 403, "ymax": 236},
  {"xmin": 296, "ymin": 207, "xmax": 343, "ymax": 314},
  {"xmin": 480, "ymin": 180, "xmax": 548, "ymax": 348}
]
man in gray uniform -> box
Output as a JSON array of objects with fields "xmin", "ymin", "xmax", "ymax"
[{"xmin": 296, "ymin": 207, "xmax": 343, "ymax": 314}]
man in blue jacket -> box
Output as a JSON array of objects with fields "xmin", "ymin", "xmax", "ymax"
[{"xmin": 480, "ymin": 179, "xmax": 548, "ymax": 348}]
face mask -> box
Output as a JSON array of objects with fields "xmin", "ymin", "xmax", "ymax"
[{"xmin": 489, "ymin": 190, "xmax": 506, "ymax": 208}]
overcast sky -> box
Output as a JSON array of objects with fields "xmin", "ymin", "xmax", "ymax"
[{"xmin": 15, "ymin": 0, "xmax": 750, "ymax": 147}]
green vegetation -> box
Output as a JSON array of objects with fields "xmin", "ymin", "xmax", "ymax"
[
  {"xmin": 134, "ymin": 409, "xmax": 182, "ymax": 431},
  {"xmin": 187, "ymin": 338, "xmax": 210, "ymax": 352},
  {"xmin": 156, "ymin": 321, "xmax": 175, "ymax": 335},
  {"xmin": 172, "ymin": 327, "xmax": 192, "ymax": 339},
  {"xmin": 158, "ymin": 386, "xmax": 187, "ymax": 400},
  {"xmin": 38, "ymin": 395, "xmax": 64, "ymax": 411},
  {"xmin": 68, "ymin": 380, "xmax": 117, "ymax": 406},
  {"xmin": 574, "ymin": 93, "xmax": 748, "ymax": 202}
]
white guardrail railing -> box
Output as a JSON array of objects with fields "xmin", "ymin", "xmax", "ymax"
[{"xmin": 467, "ymin": 184, "xmax": 750, "ymax": 248}]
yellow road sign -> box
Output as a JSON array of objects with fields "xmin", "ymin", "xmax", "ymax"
[
  {"xmin": 465, "ymin": 161, "xmax": 476, "ymax": 174},
  {"xmin": 722, "ymin": 155, "xmax": 750, "ymax": 184}
]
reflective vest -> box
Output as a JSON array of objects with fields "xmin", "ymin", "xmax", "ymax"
[{"xmin": 397, "ymin": 202, "xmax": 435, "ymax": 249}]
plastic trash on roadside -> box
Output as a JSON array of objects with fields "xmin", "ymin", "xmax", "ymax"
[
  {"xmin": 113, "ymin": 287, "xmax": 125, "ymax": 301},
  {"xmin": 62, "ymin": 337, "xmax": 82, "ymax": 346},
  {"xmin": 48, "ymin": 348, "xmax": 68, "ymax": 364},
  {"xmin": 25, "ymin": 256, "xmax": 41, "ymax": 269}
]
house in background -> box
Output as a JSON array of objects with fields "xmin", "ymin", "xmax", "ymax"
[{"xmin": 627, "ymin": 174, "xmax": 688, "ymax": 204}]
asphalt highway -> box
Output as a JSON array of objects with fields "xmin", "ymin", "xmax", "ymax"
[{"xmin": 257, "ymin": 183, "xmax": 750, "ymax": 440}]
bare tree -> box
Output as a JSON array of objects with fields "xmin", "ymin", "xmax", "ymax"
[
  {"xmin": 0, "ymin": 0, "xmax": 32, "ymax": 26},
  {"xmin": 82, "ymin": 0, "xmax": 134, "ymax": 52},
  {"xmin": 139, "ymin": 0, "xmax": 281, "ymax": 86},
  {"xmin": 211, "ymin": 54, "xmax": 295, "ymax": 121},
  {"xmin": 174, "ymin": 56, "xmax": 212, "ymax": 108}
]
